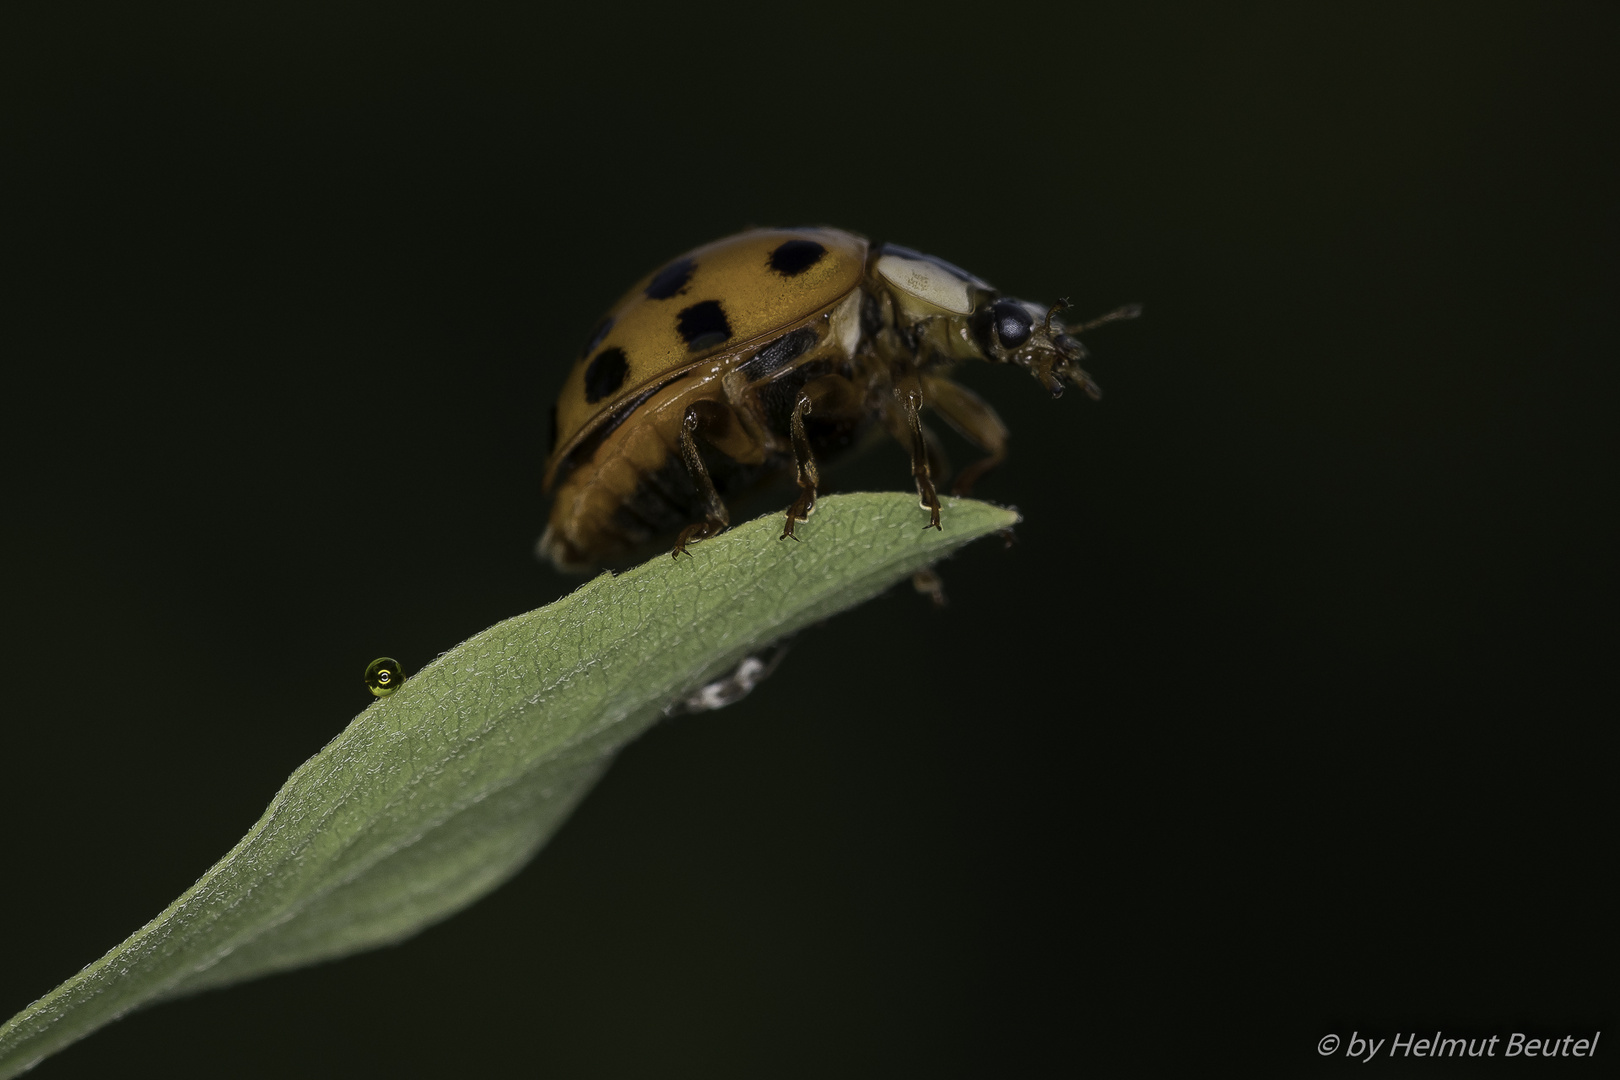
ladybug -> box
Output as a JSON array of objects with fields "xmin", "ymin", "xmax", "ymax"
[{"xmin": 539, "ymin": 227, "xmax": 1137, "ymax": 570}]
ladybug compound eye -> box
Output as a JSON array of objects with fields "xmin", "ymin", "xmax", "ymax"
[
  {"xmin": 990, "ymin": 299, "xmax": 1034, "ymax": 349},
  {"xmin": 365, "ymin": 657, "xmax": 406, "ymax": 697}
]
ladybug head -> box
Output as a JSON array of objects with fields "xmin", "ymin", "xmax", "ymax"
[{"xmin": 972, "ymin": 296, "xmax": 1140, "ymax": 399}]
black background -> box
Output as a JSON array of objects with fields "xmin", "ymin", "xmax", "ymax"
[{"xmin": 3, "ymin": 2, "xmax": 1614, "ymax": 1077}]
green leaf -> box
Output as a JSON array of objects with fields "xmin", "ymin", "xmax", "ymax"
[{"xmin": 0, "ymin": 492, "xmax": 1018, "ymax": 1077}]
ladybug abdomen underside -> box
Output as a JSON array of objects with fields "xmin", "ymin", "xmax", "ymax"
[
  {"xmin": 612, "ymin": 452, "xmax": 778, "ymax": 545},
  {"xmin": 606, "ymin": 409, "xmax": 871, "ymax": 555}
]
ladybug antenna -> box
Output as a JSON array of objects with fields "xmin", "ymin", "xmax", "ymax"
[
  {"xmin": 1042, "ymin": 297, "xmax": 1071, "ymax": 336},
  {"xmin": 1064, "ymin": 302, "xmax": 1144, "ymax": 335}
]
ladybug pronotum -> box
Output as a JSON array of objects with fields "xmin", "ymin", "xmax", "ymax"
[{"xmin": 539, "ymin": 227, "xmax": 1137, "ymax": 570}]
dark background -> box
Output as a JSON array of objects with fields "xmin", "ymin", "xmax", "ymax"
[{"xmin": 3, "ymin": 2, "xmax": 1613, "ymax": 1076}]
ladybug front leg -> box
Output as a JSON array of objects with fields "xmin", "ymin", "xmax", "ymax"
[
  {"xmin": 921, "ymin": 373, "xmax": 1010, "ymax": 496},
  {"xmin": 672, "ymin": 400, "xmax": 737, "ymax": 558},
  {"xmin": 781, "ymin": 373, "xmax": 863, "ymax": 541}
]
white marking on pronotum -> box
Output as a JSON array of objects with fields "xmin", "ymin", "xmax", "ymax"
[{"xmin": 875, "ymin": 252, "xmax": 976, "ymax": 314}]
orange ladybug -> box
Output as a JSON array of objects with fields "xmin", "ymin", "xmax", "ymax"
[{"xmin": 540, "ymin": 227, "xmax": 1137, "ymax": 570}]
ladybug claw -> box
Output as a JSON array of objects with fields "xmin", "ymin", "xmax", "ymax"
[{"xmin": 673, "ymin": 517, "xmax": 723, "ymax": 559}]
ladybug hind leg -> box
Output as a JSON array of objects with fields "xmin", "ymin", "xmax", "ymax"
[{"xmin": 672, "ymin": 400, "xmax": 743, "ymax": 558}]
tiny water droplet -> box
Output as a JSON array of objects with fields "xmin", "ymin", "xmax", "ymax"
[{"xmin": 365, "ymin": 657, "xmax": 405, "ymax": 697}]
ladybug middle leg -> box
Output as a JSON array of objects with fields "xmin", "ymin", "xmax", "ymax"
[
  {"xmin": 781, "ymin": 373, "xmax": 863, "ymax": 540},
  {"xmin": 883, "ymin": 366, "xmax": 944, "ymax": 531}
]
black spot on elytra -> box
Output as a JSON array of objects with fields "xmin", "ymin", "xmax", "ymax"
[
  {"xmin": 548, "ymin": 402, "xmax": 559, "ymax": 454},
  {"xmin": 583, "ymin": 347, "xmax": 630, "ymax": 403},
  {"xmin": 739, "ymin": 327, "xmax": 818, "ymax": 380},
  {"xmin": 768, "ymin": 239, "xmax": 827, "ymax": 276},
  {"xmin": 676, "ymin": 300, "xmax": 732, "ymax": 351},
  {"xmin": 580, "ymin": 317, "xmax": 614, "ymax": 358},
  {"xmin": 644, "ymin": 258, "xmax": 696, "ymax": 300}
]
